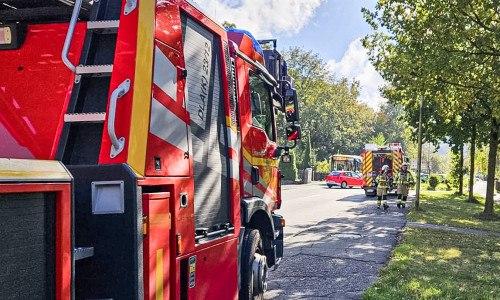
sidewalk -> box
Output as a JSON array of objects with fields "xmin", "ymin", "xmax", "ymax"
[
  {"xmin": 406, "ymin": 221, "xmax": 500, "ymax": 236},
  {"xmin": 405, "ymin": 185, "xmax": 500, "ymax": 236}
]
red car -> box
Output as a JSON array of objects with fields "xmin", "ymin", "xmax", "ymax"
[{"xmin": 326, "ymin": 171, "xmax": 364, "ymax": 188}]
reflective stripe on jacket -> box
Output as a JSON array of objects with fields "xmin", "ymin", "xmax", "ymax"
[
  {"xmin": 395, "ymin": 170, "xmax": 414, "ymax": 184},
  {"xmin": 377, "ymin": 173, "xmax": 390, "ymax": 189}
]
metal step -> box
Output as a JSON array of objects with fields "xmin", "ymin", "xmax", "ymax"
[
  {"xmin": 87, "ymin": 20, "xmax": 120, "ymax": 34},
  {"xmin": 76, "ymin": 64, "xmax": 113, "ymax": 76},
  {"xmin": 64, "ymin": 112, "xmax": 106, "ymax": 123}
]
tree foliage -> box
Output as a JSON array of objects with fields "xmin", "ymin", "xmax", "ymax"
[
  {"xmin": 283, "ymin": 47, "xmax": 379, "ymax": 161},
  {"xmin": 369, "ymin": 132, "xmax": 387, "ymax": 146},
  {"xmin": 222, "ymin": 21, "xmax": 236, "ymax": 28}
]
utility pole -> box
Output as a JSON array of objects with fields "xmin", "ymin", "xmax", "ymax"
[{"xmin": 415, "ymin": 95, "xmax": 424, "ymax": 210}]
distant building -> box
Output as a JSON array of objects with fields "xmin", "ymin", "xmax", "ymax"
[
  {"xmin": 410, "ymin": 159, "xmax": 417, "ymax": 170},
  {"xmin": 410, "ymin": 159, "xmax": 433, "ymax": 173}
]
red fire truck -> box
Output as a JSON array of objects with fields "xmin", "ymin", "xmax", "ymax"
[
  {"xmin": 0, "ymin": 0, "xmax": 301, "ymax": 299},
  {"xmin": 361, "ymin": 143, "xmax": 404, "ymax": 196}
]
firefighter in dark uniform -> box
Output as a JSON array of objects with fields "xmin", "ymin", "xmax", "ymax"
[
  {"xmin": 376, "ymin": 165, "xmax": 391, "ymax": 210},
  {"xmin": 394, "ymin": 162, "xmax": 414, "ymax": 208}
]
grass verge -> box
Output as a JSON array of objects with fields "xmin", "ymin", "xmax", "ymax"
[
  {"xmin": 407, "ymin": 191, "xmax": 500, "ymax": 232},
  {"xmin": 363, "ymin": 227, "xmax": 500, "ymax": 299}
]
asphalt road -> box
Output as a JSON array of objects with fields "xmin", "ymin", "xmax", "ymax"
[{"xmin": 264, "ymin": 182, "xmax": 410, "ymax": 299}]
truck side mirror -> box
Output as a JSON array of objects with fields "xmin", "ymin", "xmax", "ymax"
[
  {"xmin": 286, "ymin": 124, "xmax": 301, "ymax": 140},
  {"xmin": 284, "ymin": 88, "xmax": 299, "ymax": 122}
]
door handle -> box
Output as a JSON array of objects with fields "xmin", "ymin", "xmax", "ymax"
[{"xmin": 251, "ymin": 166, "xmax": 259, "ymax": 185}]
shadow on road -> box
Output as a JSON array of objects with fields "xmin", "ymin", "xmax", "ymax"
[{"xmin": 265, "ymin": 197, "xmax": 410, "ymax": 299}]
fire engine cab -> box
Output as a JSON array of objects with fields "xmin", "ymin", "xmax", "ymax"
[
  {"xmin": 361, "ymin": 143, "xmax": 404, "ymax": 196},
  {"xmin": 0, "ymin": 0, "xmax": 301, "ymax": 299}
]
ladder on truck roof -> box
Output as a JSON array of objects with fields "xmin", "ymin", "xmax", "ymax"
[{"xmin": 56, "ymin": 0, "xmax": 127, "ymax": 165}]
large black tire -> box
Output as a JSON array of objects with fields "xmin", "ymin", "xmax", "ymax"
[
  {"xmin": 327, "ymin": 185, "xmax": 333, "ymax": 188},
  {"xmin": 341, "ymin": 181, "xmax": 347, "ymax": 189},
  {"xmin": 240, "ymin": 228, "xmax": 267, "ymax": 300}
]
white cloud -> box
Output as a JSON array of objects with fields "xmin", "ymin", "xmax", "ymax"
[
  {"xmin": 192, "ymin": 0, "xmax": 325, "ymax": 38},
  {"xmin": 327, "ymin": 39, "xmax": 386, "ymax": 110}
]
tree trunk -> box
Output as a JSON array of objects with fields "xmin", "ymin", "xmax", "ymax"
[
  {"xmin": 458, "ymin": 144, "xmax": 464, "ymax": 195},
  {"xmin": 483, "ymin": 119, "xmax": 498, "ymax": 217},
  {"xmin": 468, "ymin": 126, "xmax": 476, "ymax": 202}
]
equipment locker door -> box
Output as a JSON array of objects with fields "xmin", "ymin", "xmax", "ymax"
[
  {"xmin": 146, "ymin": 42, "xmax": 190, "ymax": 176},
  {"xmin": 143, "ymin": 192, "xmax": 171, "ymax": 300},
  {"xmin": 181, "ymin": 16, "xmax": 231, "ymax": 236}
]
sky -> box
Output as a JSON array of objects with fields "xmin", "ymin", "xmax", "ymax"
[{"xmin": 192, "ymin": 0, "xmax": 386, "ymax": 110}]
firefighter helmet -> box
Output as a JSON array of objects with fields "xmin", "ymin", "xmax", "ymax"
[
  {"xmin": 402, "ymin": 162, "xmax": 408, "ymax": 167},
  {"xmin": 382, "ymin": 165, "xmax": 389, "ymax": 171}
]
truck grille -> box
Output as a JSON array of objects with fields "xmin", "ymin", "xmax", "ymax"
[{"xmin": 0, "ymin": 192, "xmax": 56, "ymax": 299}]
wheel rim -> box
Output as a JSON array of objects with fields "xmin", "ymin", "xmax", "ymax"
[
  {"xmin": 252, "ymin": 252, "xmax": 268, "ymax": 296},
  {"xmin": 341, "ymin": 182, "xmax": 346, "ymax": 188}
]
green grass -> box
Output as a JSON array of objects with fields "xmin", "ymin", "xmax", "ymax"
[
  {"xmin": 364, "ymin": 191, "xmax": 500, "ymax": 299},
  {"xmin": 411, "ymin": 183, "xmax": 450, "ymax": 191},
  {"xmin": 407, "ymin": 191, "xmax": 500, "ymax": 232},
  {"xmin": 363, "ymin": 227, "xmax": 500, "ymax": 300}
]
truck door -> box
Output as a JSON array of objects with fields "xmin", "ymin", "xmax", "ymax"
[{"xmin": 248, "ymin": 71, "xmax": 278, "ymax": 202}]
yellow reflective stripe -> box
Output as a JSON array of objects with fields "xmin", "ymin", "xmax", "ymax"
[
  {"xmin": 392, "ymin": 150, "xmax": 400, "ymax": 173},
  {"xmin": 156, "ymin": 249, "xmax": 163, "ymax": 300},
  {"xmin": 0, "ymin": 158, "xmax": 71, "ymax": 181},
  {"xmin": 363, "ymin": 151, "xmax": 373, "ymax": 186},
  {"xmin": 226, "ymin": 116, "xmax": 237, "ymax": 133},
  {"xmin": 363, "ymin": 151, "xmax": 372, "ymax": 174},
  {"xmin": 242, "ymin": 147, "xmax": 279, "ymax": 167},
  {"xmin": 127, "ymin": 0, "xmax": 156, "ymax": 176}
]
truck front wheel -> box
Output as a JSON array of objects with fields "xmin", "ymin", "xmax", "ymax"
[{"xmin": 240, "ymin": 228, "xmax": 267, "ymax": 300}]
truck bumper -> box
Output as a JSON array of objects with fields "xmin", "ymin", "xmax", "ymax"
[{"xmin": 363, "ymin": 187, "xmax": 377, "ymax": 196}]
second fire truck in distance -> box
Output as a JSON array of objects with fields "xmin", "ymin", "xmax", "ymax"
[{"xmin": 361, "ymin": 143, "xmax": 405, "ymax": 196}]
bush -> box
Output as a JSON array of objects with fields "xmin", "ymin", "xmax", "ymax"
[
  {"xmin": 413, "ymin": 183, "xmax": 429, "ymax": 190},
  {"xmin": 428, "ymin": 175, "xmax": 440, "ymax": 190},
  {"xmin": 315, "ymin": 159, "xmax": 330, "ymax": 173},
  {"xmin": 436, "ymin": 183, "xmax": 451, "ymax": 191}
]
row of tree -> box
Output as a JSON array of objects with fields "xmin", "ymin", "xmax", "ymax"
[
  {"xmin": 279, "ymin": 48, "xmax": 412, "ymax": 174},
  {"xmin": 362, "ymin": 0, "xmax": 499, "ymax": 218}
]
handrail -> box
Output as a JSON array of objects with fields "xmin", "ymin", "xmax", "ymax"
[
  {"xmin": 108, "ymin": 79, "xmax": 131, "ymax": 158},
  {"xmin": 61, "ymin": 0, "xmax": 83, "ymax": 73},
  {"xmin": 234, "ymin": 47, "xmax": 278, "ymax": 87}
]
